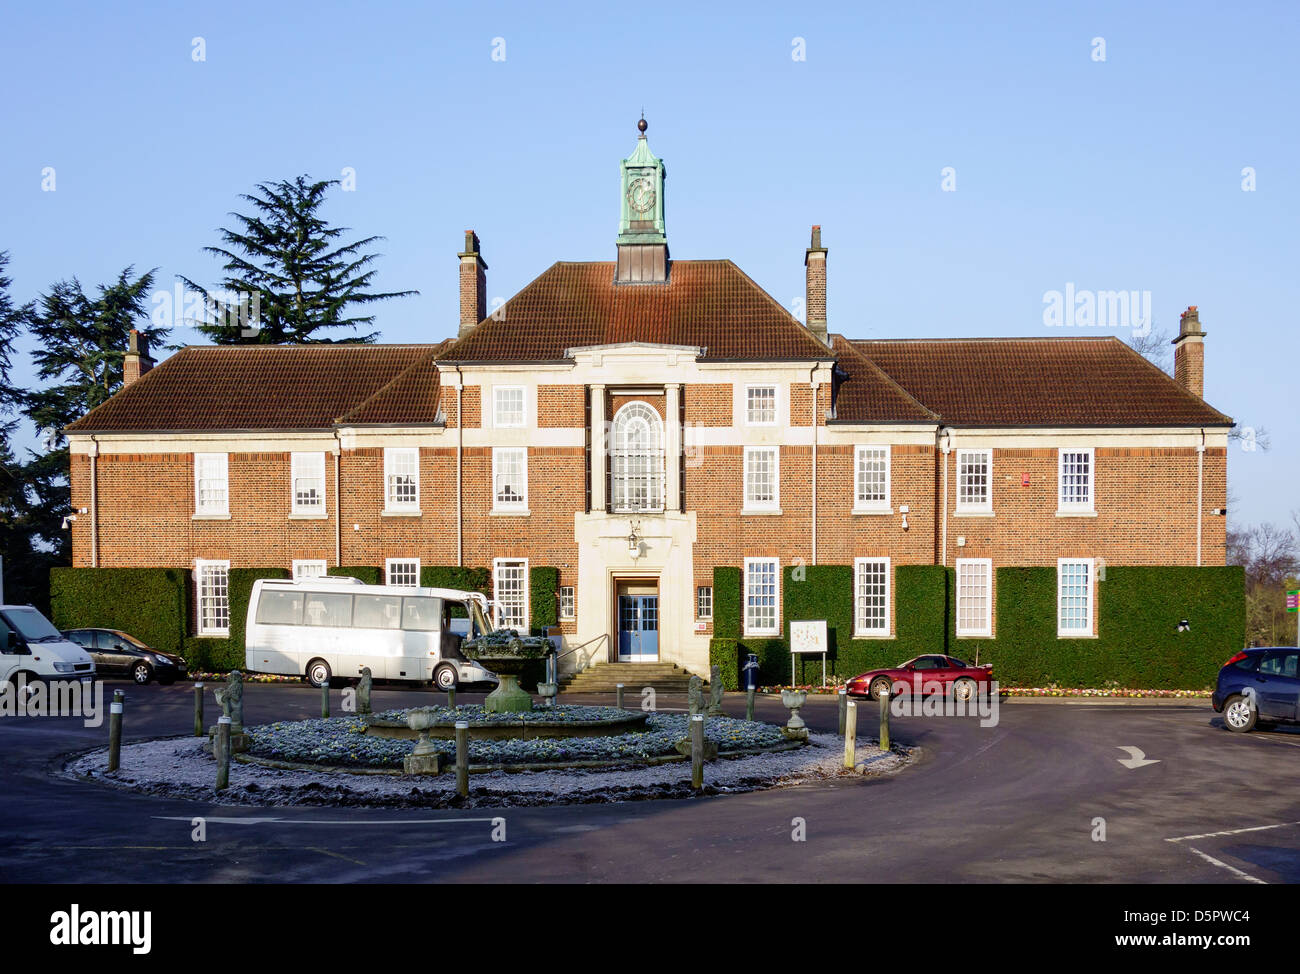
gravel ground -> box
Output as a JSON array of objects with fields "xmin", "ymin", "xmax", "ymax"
[{"xmin": 62, "ymin": 734, "xmax": 915, "ymax": 808}]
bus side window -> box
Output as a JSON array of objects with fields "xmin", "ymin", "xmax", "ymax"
[{"xmin": 401, "ymin": 596, "xmax": 441, "ymax": 631}]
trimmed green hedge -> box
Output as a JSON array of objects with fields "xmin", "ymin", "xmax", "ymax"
[
  {"xmin": 993, "ymin": 565, "xmax": 1245, "ymax": 688},
  {"xmin": 49, "ymin": 567, "xmax": 189, "ymax": 656},
  {"xmin": 529, "ymin": 566, "xmax": 560, "ymax": 634},
  {"xmin": 709, "ymin": 562, "xmax": 1244, "ymax": 690},
  {"xmin": 328, "ymin": 566, "xmax": 382, "ymax": 585},
  {"xmin": 422, "ymin": 566, "xmax": 490, "ymax": 618}
]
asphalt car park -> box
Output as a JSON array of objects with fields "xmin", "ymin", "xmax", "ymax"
[{"xmin": 0, "ymin": 682, "xmax": 1297, "ymax": 883}]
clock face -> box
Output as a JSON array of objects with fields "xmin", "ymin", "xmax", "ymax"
[{"xmin": 627, "ymin": 176, "xmax": 656, "ymax": 215}]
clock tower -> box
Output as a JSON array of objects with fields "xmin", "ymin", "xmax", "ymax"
[{"xmin": 615, "ymin": 117, "xmax": 668, "ymax": 283}]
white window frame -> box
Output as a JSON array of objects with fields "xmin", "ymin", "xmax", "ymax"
[
  {"xmin": 1057, "ymin": 447, "xmax": 1095, "ymax": 514},
  {"xmin": 195, "ymin": 559, "xmax": 230, "ymax": 636},
  {"xmin": 745, "ymin": 384, "xmax": 778, "ymax": 426},
  {"xmin": 558, "ymin": 586, "xmax": 575, "ymax": 621},
  {"xmin": 956, "ymin": 448, "xmax": 993, "ymax": 514},
  {"xmin": 743, "ymin": 446, "xmax": 780, "ymax": 512},
  {"xmin": 697, "ymin": 585, "xmax": 713, "ymax": 620},
  {"xmin": 743, "ymin": 557, "xmax": 780, "ymax": 637},
  {"xmin": 290, "ymin": 451, "xmax": 326, "ymax": 516},
  {"xmin": 383, "ymin": 447, "xmax": 420, "ymax": 512},
  {"xmin": 853, "ymin": 445, "xmax": 892, "ymax": 513},
  {"xmin": 853, "ymin": 557, "xmax": 891, "ymax": 637},
  {"xmin": 493, "ymin": 558, "xmax": 530, "ymax": 631},
  {"xmin": 1057, "ymin": 558, "xmax": 1095, "ymax": 637},
  {"xmin": 194, "ymin": 452, "xmax": 229, "ymax": 516},
  {"xmin": 493, "ymin": 385, "xmax": 526, "ymax": 428},
  {"xmin": 385, "ymin": 558, "xmax": 421, "ymax": 588},
  {"xmin": 292, "ymin": 559, "xmax": 328, "ymax": 581},
  {"xmin": 955, "ymin": 557, "xmax": 993, "ymax": 637},
  {"xmin": 610, "ymin": 401, "xmax": 665, "ymax": 513},
  {"xmin": 492, "ymin": 446, "xmax": 528, "ymax": 512}
]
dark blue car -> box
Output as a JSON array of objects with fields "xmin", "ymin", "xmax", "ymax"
[{"xmin": 1212, "ymin": 647, "xmax": 1300, "ymax": 732}]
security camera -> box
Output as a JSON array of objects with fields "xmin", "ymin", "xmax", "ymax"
[{"xmin": 61, "ymin": 514, "xmax": 78, "ymax": 530}]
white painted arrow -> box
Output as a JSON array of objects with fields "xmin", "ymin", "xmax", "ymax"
[{"xmin": 1116, "ymin": 745, "xmax": 1160, "ymax": 769}]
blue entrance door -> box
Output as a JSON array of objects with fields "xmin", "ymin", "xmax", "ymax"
[{"xmin": 618, "ymin": 595, "xmax": 659, "ymax": 661}]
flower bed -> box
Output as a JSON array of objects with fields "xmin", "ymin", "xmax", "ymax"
[
  {"xmin": 758, "ymin": 684, "xmax": 1211, "ymax": 698},
  {"xmin": 246, "ymin": 713, "xmax": 788, "ymax": 770}
]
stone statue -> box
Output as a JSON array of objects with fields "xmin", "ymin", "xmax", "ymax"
[
  {"xmin": 358, "ymin": 667, "xmax": 373, "ymax": 715},
  {"xmin": 707, "ymin": 665, "xmax": 725, "ymax": 717},
  {"xmin": 687, "ymin": 675, "xmax": 704, "ymax": 717},
  {"xmin": 213, "ymin": 671, "xmax": 244, "ymax": 732}
]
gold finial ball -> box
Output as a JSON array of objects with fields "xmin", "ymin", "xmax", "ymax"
[{"xmin": 637, "ymin": 117, "xmax": 647, "ymax": 134}]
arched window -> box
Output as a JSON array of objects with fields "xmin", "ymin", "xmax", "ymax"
[{"xmin": 610, "ymin": 401, "xmax": 664, "ymax": 512}]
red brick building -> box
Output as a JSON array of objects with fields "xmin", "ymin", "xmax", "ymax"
[{"xmin": 64, "ymin": 124, "xmax": 1232, "ymax": 679}]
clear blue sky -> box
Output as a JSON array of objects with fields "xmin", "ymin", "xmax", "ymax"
[{"xmin": 2, "ymin": 0, "xmax": 1296, "ymax": 531}]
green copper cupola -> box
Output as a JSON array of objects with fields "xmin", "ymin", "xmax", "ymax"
[{"xmin": 616, "ymin": 116, "xmax": 668, "ymax": 283}]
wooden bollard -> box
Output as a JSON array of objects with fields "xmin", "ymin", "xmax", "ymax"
[
  {"xmin": 843, "ymin": 699, "xmax": 857, "ymax": 769},
  {"xmin": 107, "ymin": 689, "xmax": 124, "ymax": 772},
  {"xmin": 690, "ymin": 714, "xmax": 705, "ymax": 790},
  {"xmin": 616, "ymin": 683, "xmax": 625, "ymax": 710},
  {"xmin": 455, "ymin": 720, "xmax": 469, "ymax": 798},
  {"xmin": 879, "ymin": 687, "xmax": 890, "ymax": 752},
  {"xmin": 745, "ymin": 686, "xmax": 756, "ymax": 722},
  {"xmin": 448, "ymin": 687, "xmax": 456, "ymax": 708},
  {"xmin": 215, "ymin": 716, "xmax": 231, "ymax": 791},
  {"xmin": 321, "ymin": 682, "xmax": 330, "ymax": 718},
  {"xmin": 838, "ymin": 687, "xmax": 848, "ymax": 735},
  {"xmin": 193, "ymin": 682, "xmax": 204, "ymax": 737}
]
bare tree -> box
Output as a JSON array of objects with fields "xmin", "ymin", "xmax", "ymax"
[{"xmin": 1126, "ymin": 327, "xmax": 1173, "ymax": 374}]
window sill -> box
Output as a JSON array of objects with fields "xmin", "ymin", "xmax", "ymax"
[
  {"xmin": 852, "ymin": 506, "xmax": 893, "ymax": 516},
  {"xmin": 381, "ymin": 509, "xmax": 422, "ymax": 517},
  {"xmin": 741, "ymin": 507, "xmax": 783, "ymax": 516},
  {"xmin": 954, "ymin": 510, "xmax": 994, "ymax": 518},
  {"xmin": 491, "ymin": 508, "xmax": 531, "ymax": 516},
  {"xmin": 744, "ymin": 631, "xmax": 780, "ymax": 639},
  {"xmin": 192, "ymin": 513, "xmax": 230, "ymax": 521},
  {"xmin": 195, "ymin": 631, "xmax": 229, "ymax": 638},
  {"xmin": 854, "ymin": 630, "xmax": 891, "ymax": 639},
  {"xmin": 956, "ymin": 632, "xmax": 993, "ymax": 639},
  {"xmin": 1057, "ymin": 631, "xmax": 1097, "ymax": 639},
  {"xmin": 289, "ymin": 512, "xmax": 329, "ymax": 520},
  {"xmin": 1055, "ymin": 509, "xmax": 1097, "ymax": 518}
]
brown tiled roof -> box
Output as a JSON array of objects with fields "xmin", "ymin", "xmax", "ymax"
[
  {"xmin": 828, "ymin": 335, "xmax": 938, "ymax": 424},
  {"xmin": 855, "ymin": 337, "xmax": 1233, "ymax": 428},
  {"xmin": 65, "ymin": 344, "xmax": 444, "ymax": 432},
  {"xmin": 442, "ymin": 260, "xmax": 834, "ymax": 362}
]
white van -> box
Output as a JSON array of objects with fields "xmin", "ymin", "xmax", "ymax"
[
  {"xmin": 0, "ymin": 604, "xmax": 96, "ymax": 691},
  {"xmin": 244, "ymin": 576, "xmax": 500, "ymax": 690}
]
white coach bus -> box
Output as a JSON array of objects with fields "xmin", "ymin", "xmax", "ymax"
[{"xmin": 244, "ymin": 576, "xmax": 500, "ymax": 691}]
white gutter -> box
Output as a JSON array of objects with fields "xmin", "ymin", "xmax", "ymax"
[
  {"xmin": 939, "ymin": 428, "xmax": 952, "ymax": 567},
  {"xmin": 89, "ymin": 435, "xmax": 99, "ymax": 568},
  {"xmin": 455, "ymin": 365, "xmax": 464, "ymax": 568},
  {"xmin": 1196, "ymin": 428, "xmax": 1205, "ymax": 567},
  {"xmin": 810, "ymin": 369, "xmax": 819, "ymax": 565}
]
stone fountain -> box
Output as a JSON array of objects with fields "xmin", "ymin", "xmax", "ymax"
[{"xmin": 461, "ymin": 630, "xmax": 549, "ymax": 713}]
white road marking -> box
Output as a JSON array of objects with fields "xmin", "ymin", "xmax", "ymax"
[
  {"xmin": 1116, "ymin": 745, "xmax": 1160, "ymax": 769},
  {"xmin": 153, "ymin": 816, "xmax": 497, "ymax": 826},
  {"xmin": 1164, "ymin": 820, "xmax": 1300, "ymax": 885},
  {"xmin": 1178, "ymin": 845, "xmax": 1267, "ymax": 884}
]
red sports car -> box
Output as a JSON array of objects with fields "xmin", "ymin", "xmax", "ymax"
[{"xmin": 845, "ymin": 654, "xmax": 994, "ymax": 702}]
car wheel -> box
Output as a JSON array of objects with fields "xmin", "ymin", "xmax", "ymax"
[
  {"xmin": 1223, "ymin": 694, "xmax": 1257, "ymax": 733},
  {"xmin": 132, "ymin": 662, "xmax": 153, "ymax": 685},
  {"xmin": 870, "ymin": 677, "xmax": 892, "ymax": 700},
  {"xmin": 305, "ymin": 659, "xmax": 332, "ymax": 689},
  {"xmin": 434, "ymin": 664, "xmax": 458, "ymax": 692},
  {"xmin": 952, "ymin": 677, "xmax": 977, "ymax": 702}
]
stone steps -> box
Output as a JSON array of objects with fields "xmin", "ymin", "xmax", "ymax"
[{"xmin": 558, "ymin": 662, "xmax": 704, "ymax": 694}]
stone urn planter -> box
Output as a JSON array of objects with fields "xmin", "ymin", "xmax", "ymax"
[
  {"xmin": 403, "ymin": 707, "xmax": 446, "ymax": 775},
  {"xmin": 462, "ymin": 630, "xmax": 549, "ymax": 714},
  {"xmin": 780, "ymin": 689, "xmax": 809, "ymax": 741}
]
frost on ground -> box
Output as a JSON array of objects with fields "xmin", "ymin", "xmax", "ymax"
[{"xmin": 63, "ymin": 733, "xmax": 915, "ymax": 808}]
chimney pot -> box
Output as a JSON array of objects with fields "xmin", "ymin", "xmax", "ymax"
[{"xmin": 1172, "ymin": 304, "xmax": 1206, "ymax": 399}]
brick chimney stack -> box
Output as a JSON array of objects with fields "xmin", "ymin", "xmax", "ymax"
[
  {"xmin": 458, "ymin": 230, "xmax": 488, "ymax": 337},
  {"xmin": 1172, "ymin": 305, "xmax": 1206, "ymax": 399},
  {"xmin": 122, "ymin": 328, "xmax": 153, "ymax": 387},
  {"xmin": 804, "ymin": 225, "xmax": 828, "ymax": 346}
]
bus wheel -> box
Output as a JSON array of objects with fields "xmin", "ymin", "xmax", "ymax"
[
  {"xmin": 433, "ymin": 664, "xmax": 458, "ymax": 692},
  {"xmin": 305, "ymin": 659, "xmax": 332, "ymax": 689}
]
